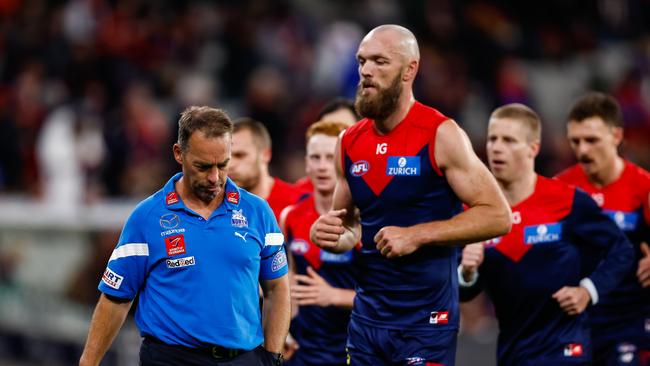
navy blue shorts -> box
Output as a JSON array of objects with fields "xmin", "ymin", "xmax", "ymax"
[
  {"xmin": 140, "ymin": 337, "xmax": 277, "ymax": 365},
  {"xmin": 346, "ymin": 318, "xmax": 457, "ymax": 366},
  {"xmin": 592, "ymin": 319, "xmax": 650, "ymax": 366}
]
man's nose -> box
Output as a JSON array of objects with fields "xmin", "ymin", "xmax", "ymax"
[
  {"xmin": 207, "ymin": 167, "xmax": 219, "ymax": 183},
  {"xmin": 575, "ymin": 141, "xmax": 589, "ymax": 156}
]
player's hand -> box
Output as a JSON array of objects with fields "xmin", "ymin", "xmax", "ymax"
[
  {"xmin": 283, "ymin": 333, "xmax": 299, "ymax": 360},
  {"xmin": 552, "ymin": 286, "xmax": 591, "ymax": 316},
  {"xmin": 637, "ymin": 242, "xmax": 650, "ymax": 288},
  {"xmin": 461, "ymin": 243, "xmax": 484, "ymax": 282},
  {"xmin": 374, "ymin": 226, "xmax": 419, "ymax": 258},
  {"xmin": 310, "ymin": 209, "xmax": 347, "ymax": 251},
  {"xmin": 292, "ymin": 266, "xmax": 336, "ymax": 307}
]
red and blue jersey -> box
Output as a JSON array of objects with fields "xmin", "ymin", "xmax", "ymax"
[
  {"xmin": 267, "ymin": 177, "xmax": 302, "ymax": 222},
  {"xmin": 556, "ymin": 161, "xmax": 650, "ymax": 352},
  {"xmin": 284, "ymin": 196, "xmax": 357, "ymax": 365},
  {"xmin": 461, "ymin": 176, "xmax": 633, "ymax": 366},
  {"xmin": 341, "ymin": 101, "xmax": 462, "ymax": 330}
]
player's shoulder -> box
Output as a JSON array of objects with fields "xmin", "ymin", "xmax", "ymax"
[
  {"xmin": 410, "ymin": 101, "xmax": 449, "ymax": 129},
  {"xmin": 237, "ymin": 187, "xmax": 268, "ymax": 210},
  {"xmin": 624, "ymin": 160, "xmax": 650, "ymax": 184},
  {"xmin": 128, "ymin": 189, "xmax": 165, "ymax": 223},
  {"xmin": 342, "ymin": 118, "xmax": 372, "ymax": 139}
]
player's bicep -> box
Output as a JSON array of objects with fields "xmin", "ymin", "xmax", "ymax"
[{"xmin": 435, "ymin": 120, "xmax": 504, "ymax": 208}]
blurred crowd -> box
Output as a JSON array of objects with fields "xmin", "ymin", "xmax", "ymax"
[{"xmin": 1, "ymin": 0, "xmax": 649, "ymax": 207}]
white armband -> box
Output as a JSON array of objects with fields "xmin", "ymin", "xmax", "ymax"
[
  {"xmin": 579, "ymin": 277, "xmax": 599, "ymax": 305},
  {"xmin": 457, "ymin": 265, "xmax": 479, "ymax": 287}
]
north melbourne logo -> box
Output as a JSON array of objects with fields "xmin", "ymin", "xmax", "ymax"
[{"xmin": 231, "ymin": 209, "xmax": 248, "ymax": 228}]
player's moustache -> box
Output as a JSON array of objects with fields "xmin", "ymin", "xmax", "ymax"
[
  {"xmin": 578, "ymin": 156, "xmax": 593, "ymax": 164},
  {"xmin": 360, "ymin": 80, "xmax": 378, "ymax": 88}
]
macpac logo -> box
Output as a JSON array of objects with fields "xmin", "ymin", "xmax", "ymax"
[
  {"xmin": 564, "ymin": 343, "xmax": 583, "ymax": 357},
  {"xmin": 524, "ymin": 223, "xmax": 562, "ymax": 244},
  {"xmin": 429, "ymin": 311, "xmax": 449, "ymax": 325},
  {"xmin": 166, "ymin": 256, "xmax": 196, "ymax": 268},
  {"xmin": 376, "ymin": 143, "xmax": 387, "ymax": 154},
  {"xmin": 386, "ymin": 156, "xmax": 420, "ymax": 176},
  {"xmin": 102, "ymin": 268, "xmax": 124, "ymax": 290},
  {"xmin": 350, "ymin": 161, "xmax": 370, "ymax": 177},
  {"xmin": 165, "ymin": 235, "xmax": 186, "ymax": 256}
]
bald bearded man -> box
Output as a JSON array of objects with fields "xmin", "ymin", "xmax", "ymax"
[{"xmin": 310, "ymin": 25, "xmax": 511, "ymax": 366}]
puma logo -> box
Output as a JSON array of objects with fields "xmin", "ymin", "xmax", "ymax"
[{"xmin": 234, "ymin": 232, "xmax": 248, "ymax": 242}]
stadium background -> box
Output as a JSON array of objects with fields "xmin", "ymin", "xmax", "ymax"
[{"xmin": 0, "ymin": 0, "xmax": 649, "ymax": 365}]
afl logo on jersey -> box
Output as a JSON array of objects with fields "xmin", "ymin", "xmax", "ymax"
[
  {"xmin": 350, "ymin": 160, "xmax": 370, "ymax": 177},
  {"xmin": 290, "ymin": 240, "xmax": 309, "ymax": 255}
]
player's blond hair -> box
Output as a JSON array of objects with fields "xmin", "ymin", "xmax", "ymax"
[{"xmin": 491, "ymin": 103, "xmax": 541, "ymax": 142}]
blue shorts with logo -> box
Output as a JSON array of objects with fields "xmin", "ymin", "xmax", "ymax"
[
  {"xmin": 592, "ymin": 318, "xmax": 650, "ymax": 366},
  {"xmin": 346, "ymin": 318, "xmax": 457, "ymax": 366}
]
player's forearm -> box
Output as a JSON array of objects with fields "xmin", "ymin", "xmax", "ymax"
[
  {"xmin": 79, "ymin": 294, "xmax": 132, "ymax": 366},
  {"xmin": 331, "ymin": 288, "xmax": 355, "ymax": 309},
  {"xmin": 329, "ymin": 225, "xmax": 360, "ymax": 253},
  {"xmin": 263, "ymin": 276, "xmax": 291, "ymax": 353},
  {"xmin": 413, "ymin": 204, "xmax": 511, "ymax": 247}
]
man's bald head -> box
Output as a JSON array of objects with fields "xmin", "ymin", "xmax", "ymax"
[{"xmin": 363, "ymin": 24, "xmax": 420, "ymax": 62}]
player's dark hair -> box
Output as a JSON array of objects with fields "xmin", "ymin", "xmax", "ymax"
[
  {"xmin": 491, "ymin": 103, "xmax": 541, "ymax": 142},
  {"xmin": 232, "ymin": 118, "xmax": 272, "ymax": 150},
  {"xmin": 317, "ymin": 98, "xmax": 360, "ymax": 121},
  {"xmin": 177, "ymin": 106, "xmax": 233, "ymax": 152},
  {"xmin": 567, "ymin": 92, "xmax": 622, "ymax": 128}
]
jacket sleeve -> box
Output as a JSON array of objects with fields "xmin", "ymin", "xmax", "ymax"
[{"xmin": 567, "ymin": 189, "xmax": 634, "ymax": 302}]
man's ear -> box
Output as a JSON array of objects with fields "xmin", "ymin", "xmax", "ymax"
[
  {"xmin": 261, "ymin": 147, "xmax": 272, "ymax": 165},
  {"xmin": 402, "ymin": 59, "xmax": 419, "ymax": 82},
  {"xmin": 612, "ymin": 126, "xmax": 623, "ymax": 147},
  {"xmin": 173, "ymin": 143, "xmax": 183, "ymax": 165}
]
